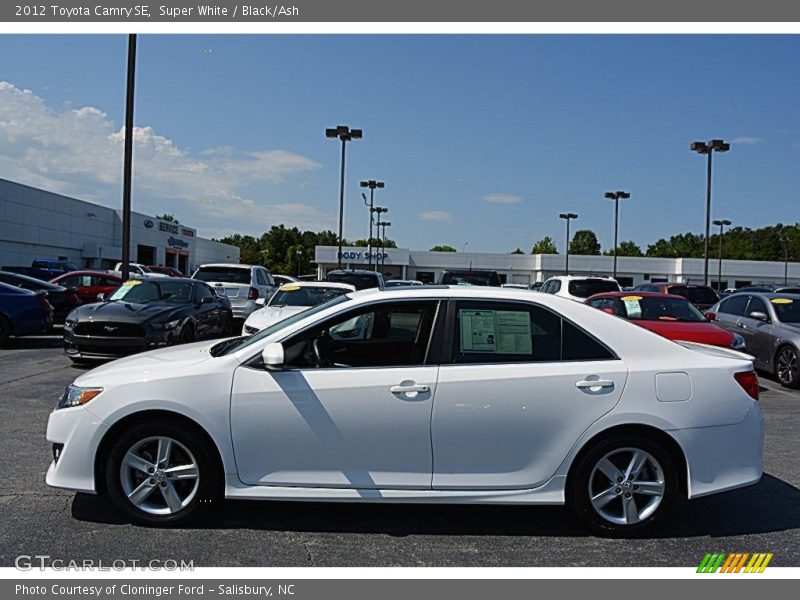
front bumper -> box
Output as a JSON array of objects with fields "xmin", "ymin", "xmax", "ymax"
[
  {"xmin": 46, "ymin": 405, "xmax": 110, "ymax": 494},
  {"xmin": 673, "ymin": 401, "xmax": 765, "ymax": 499},
  {"xmin": 63, "ymin": 328, "xmax": 178, "ymax": 360}
]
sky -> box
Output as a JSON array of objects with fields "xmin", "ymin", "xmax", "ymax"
[{"xmin": 0, "ymin": 34, "xmax": 798, "ymax": 253}]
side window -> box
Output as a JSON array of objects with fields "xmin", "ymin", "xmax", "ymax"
[
  {"xmin": 721, "ymin": 295, "xmax": 749, "ymax": 317},
  {"xmin": 453, "ymin": 301, "xmax": 561, "ymax": 363},
  {"xmin": 195, "ymin": 284, "xmax": 214, "ymax": 302},
  {"xmin": 562, "ymin": 321, "xmax": 615, "ymax": 360},
  {"xmin": 746, "ymin": 297, "xmax": 769, "ymax": 318},
  {"xmin": 282, "ymin": 301, "xmax": 439, "ymax": 369},
  {"xmin": 551, "ymin": 280, "xmax": 562, "ymax": 294},
  {"xmin": 59, "ymin": 275, "xmax": 80, "ymax": 288},
  {"xmin": 589, "ymin": 297, "xmax": 620, "ymax": 315},
  {"xmin": 539, "ymin": 281, "xmax": 550, "ymax": 293},
  {"xmin": 263, "ymin": 270, "xmax": 275, "ymax": 286}
]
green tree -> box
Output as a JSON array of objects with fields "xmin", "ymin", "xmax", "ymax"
[
  {"xmin": 430, "ymin": 245, "xmax": 457, "ymax": 252},
  {"xmin": 511, "ymin": 248, "xmax": 525, "ymax": 254},
  {"xmin": 531, "ymin": 236, "xmax": 558, "ymax": 254},
  {"xmin": 155, "ymin": 213, "xmax": 179, "ymax": 224},
  {"xmin": 354, "ymin": 238, "xmax": 397, "ymax": 249},
  {"xmin": 604, "ymin": 240, "xmax": 644, "ymax": 257},
  {"xmin": 569, "ymin": 230, "xmax": 601, "ymax": 255}
]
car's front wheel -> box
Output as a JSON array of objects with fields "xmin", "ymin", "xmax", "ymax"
[
  {"xmin": 105, "ymin": 421, "xmax": 220, "ymax": 526},
  {"xmin": 569, "ymin": 434, "xmax": 680, "ymax": 536},
  {"xmin": 776, "ymin": 345, "xmax": 800, "ymax": 389}
]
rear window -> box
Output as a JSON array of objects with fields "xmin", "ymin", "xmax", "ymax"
[
  {"xmin": 325, "ymin": 273, "xmax": 380, "ymax": 290},
  {"xmin": 193, "ymin": 266, "xmax": 251, "ymax": 284},
  {"xmin": 568, "ymin": 279, "xmax": 620, "ymax": 298},
  {"xmin": 441, "ymin": 271, "xmax": 501, "ymax": 286},
  {"xmin": 667, "ymin": 285, "xmax": 719, "ymax": 305}
]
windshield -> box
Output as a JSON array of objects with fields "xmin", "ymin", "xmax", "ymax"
[
  {"xmin": 441, "ymin": 271, "xmax": 500, "ymax": 286},
  {"xmin": 108, "ymin": 280, "xmax": 194, "ymax": 304},
  {"xmin": 213, "ymin": 294, "xmax": 351, "ymax": 356},
  {"xmin": 772, "ymin": 297, "xmax": 800, "ymax": 323},
  {"xmin": 193, "ymin": 266, "xmax": 251, "ymax": 284},
  {"xmin": 620, "ymin": 295, "xmax": 706, "ymax": 322},
  {"xmin": 568, "ymin": 279, "xmax": 620, "ymax": 298},
  {"xmin": 325, "ymin": 273, "xmax": 380, "ymax": 290},
  {"xmin": 666, "ymin": 285, "xmax": 719, "ymax": 305},
  {"xmin": 270, "ymin": 286, "xmax": 350, "ymax": 307}
]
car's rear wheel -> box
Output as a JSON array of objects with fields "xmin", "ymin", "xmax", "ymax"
[
  {"xmin": 569, "ymin": 434, "xmax": 680, "ymax": 536},
  {"xmin": 105, "ymin": 421, "xmax": 220, "ymax": 526},
  {"xmin": 0, "ymin": 314, "xmax": 11, "ymax": 346},
  {"xmin": 776, "ymin": 345, "xmax": 800, "ymax": 389}
]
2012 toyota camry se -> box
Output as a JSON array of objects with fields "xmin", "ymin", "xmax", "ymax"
[{"xmin": 45, "ymin": 286, "xmax": 764, "ymax": 535}]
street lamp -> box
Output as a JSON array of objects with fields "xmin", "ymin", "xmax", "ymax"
[
  {"xmin": 559, "ymin": 212, "xmax": 578, "ymax": 275},
  {"xmin": 360, "ymin": 179, "xmax": 385, "ymax": 270},
  {"xmin": 712, "ymin": 219, "xmax": 732, "ymax": 291},
  {"xmin": 120, "ymin": 34, "xmax": 137, "ymax": 282},
  {"xmin": 326, "ymin": 125, "xmax": 363, "ymax": 268},
  {"xmin": 295, "ymin": 248, "xmax": 304, "ymax": 278},
  {"xmin": 371, "ymin": 206, "xmax": 388, "ymax": 270},
  {"xmin": 377, "ymin": 221, "xmax": 391, "ymax": 270},
  {"xmin": 603, "ymin": 191, "xmax": 631, "ymax": 280},
  {"xmin": 780, "ymin": 234, "xmax": 790, "ymax": 286},
  {"xmin": 691, "ymin": 138, "xmax": 730, "ymax": 285}
]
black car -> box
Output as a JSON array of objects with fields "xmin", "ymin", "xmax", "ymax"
[
  {"xmin": 324, "ymin": 269, "xmax": 385, "ymax": 290},
  {"xmin": 63, "ymin": 278, "xmax": 233, "ymax": 361},
  {"xmin": 0, "ymin": 270, "xmax": 80, "ymax": 324}
]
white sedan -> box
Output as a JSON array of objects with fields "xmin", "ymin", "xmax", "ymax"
[
  {"xmin": 241, "ymin": 281, "xmax": 355, "ymax": 335},
  {"xmin": 45, "ymin": 286, "xmax": 763, "ymax": 535}
]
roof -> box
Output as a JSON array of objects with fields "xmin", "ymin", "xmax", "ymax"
[
  {"xmin": 546, "ymin": 275, "xmax": 618, "ymax": 281},
  {"xmin": 195, "ymin": 263, "xmax": 257, "ymax": 269},
  {"xmin": 587, "ymin": 291, "xmax": 689, "ymax": 300},
  {"xmin": 52, "ymin": 270, "xmax": 122, "ymax": 279},
  {"xmin": 326, "ymin": 269, "xmax": 381, "ymax": 276},
  {"xmin": 278, "ymin": 281, "xmax": 355, "ymax": 291}
]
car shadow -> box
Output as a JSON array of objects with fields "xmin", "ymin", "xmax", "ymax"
[
  {"xmin": 4, "ymin": 335, "xmax": 63, "ymax": 350},
  {"xmin": 71, "ymin": 473, "xmax": 800, "ymax": 538}
]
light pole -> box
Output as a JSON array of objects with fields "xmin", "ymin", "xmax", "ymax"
[
  {"xmin": 120, "ymin": 34, "xmax": 137, "ymax": 282},
  {"xmin": 712, "ymin": 219, "xmax": 731, "ymax": 291},
  {"xmin": 603, "ymin": 191, "xmax": 631, "ymax": 280},
  {"xmin": 463, "ymin": 242, "xmax": 469, "ymax": 253},
  {"xmin": 371, "ymin": 206, "xmax": 388, "ymax": 270},
  {"xmin": 377, "ymin": 221, "xmax": 391, "ymax": 271},
  {"xmin": 691, "ymin": 139, "xmax": 730, "ymax": 286},
  {"xmin": 559, "ymin": 212, "xmax": 578, "ymax": 275},
  {"xmin": 360, "ymin": 179, "xmax": 385, "ymax": 270},
  {"xmin": 780, "ymin": 234, "xmax": 790, "ymax": 285},
  {"xmin": 295, "ymin": 249, "xmax": 303, "ymax": 277},
  {"xmin": 326, "ymin": 125, "xmax": 363, "ymax": 268}
]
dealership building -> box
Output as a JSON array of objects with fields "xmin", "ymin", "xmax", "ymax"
[
  {"xmin": 314, "ymin": 245, "xmax": 800, "ymax": 289},
  {"xmin": 0, "ymin": 179, "xmax": 239, "ymax": 274}
]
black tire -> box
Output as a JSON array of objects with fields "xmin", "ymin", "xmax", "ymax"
[
  {"xmin": 179, "ymin": 323, "xmax": 195, "ymax": 344},
  {"xmin": 105, "ymin": 420, "xmax": 221, "ymax": 526},
  {"xmin": 775, "ymin": 345, "xmax": 800, "ymax": 389},
  {"xmin": 569, "ymin": 433, "xmax": 681, "ymax": 537},
  {"xmin": 0, "ymin": 314, "xmax": 11, "ymax": 346}
]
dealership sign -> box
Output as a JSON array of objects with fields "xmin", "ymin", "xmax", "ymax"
[
  {"xmin": 168, "ymin": 237, "xmax": 189, "ymax": 249},
  {"xmin": 339, "ymin": 250, "xmax": 389, "ymax": 262}
]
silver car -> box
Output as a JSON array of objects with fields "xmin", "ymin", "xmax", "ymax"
[
  {"xmin": 709, "ymin": 292, "xmax": 800, "ymax": 388},
  {"xmin": 191, "ymin": 263, "xmax": 278, "ymax": 321}
]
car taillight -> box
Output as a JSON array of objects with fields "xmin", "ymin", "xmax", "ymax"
[
  {"xmin": 734, "ymin": 370, "xmax": 760, "ymax": 401},
  {"xmin": 248, "ymin": 287, "xmax": 259, "ymax": 300}
]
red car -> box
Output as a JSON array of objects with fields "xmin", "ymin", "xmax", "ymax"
[
  {"xmin": 50, "ymin": 270, "xmax": 123, "ymax": 305},
  {"xmin": 632, "ymin": 282, "xmax": 719, "ymax": 310},
  {"xmin": 587, "ymin": 291, "xmax": 746, "ymax": 351}
]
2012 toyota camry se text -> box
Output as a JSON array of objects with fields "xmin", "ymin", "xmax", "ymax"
[{"xmin": 45, "ymin": 286, "xmax": 764, "ymax": 536}]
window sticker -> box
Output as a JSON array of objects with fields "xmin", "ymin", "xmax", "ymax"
[
  {"xmin": 459, "ymin": 309, "xmax": 532, "ymax": 354},
  {"xmin": 621, "ymin": 296, "xmax": 642, "ymax": 318},
  {"xmin": 771, "ymin": 298, "xmax": 793, "ymax": 304},
  {"xmin": 281, "ymin": 285, "xmax": 301, "ymax": 291}
]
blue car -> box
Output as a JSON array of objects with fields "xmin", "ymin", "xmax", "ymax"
[{"xmin": 0, "ymin": 282, "xmax": 54, "ymax": 345}]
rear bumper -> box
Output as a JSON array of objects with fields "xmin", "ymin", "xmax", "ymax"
[
  {"xmin": 13, "ymin": 313, "xmax": 53, "ymax": 336},
  {"xmin": 672, "ymin": 402, "xmax": 764, "ymax": 499}
]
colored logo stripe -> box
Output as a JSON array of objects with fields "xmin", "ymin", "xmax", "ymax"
[{"xmin": 697, "ymin": 552, "xmax": 773, "ymax": 573}]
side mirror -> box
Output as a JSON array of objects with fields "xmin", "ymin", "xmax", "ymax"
[
  {"xmin": 704, "ymin": 311, "xmax": 716, "ymax": 321},
  {"xmin": 255, "ymin": 297, "xmax": 267, "ymax": 306},
  {"xmin": 262, "ymin": 342, "xmax": 285, "ymax": 369},
  {"xmin": 201, "ymin": 296, "xmax": 215, "ymax": 304},
  {"xmin": 97, "ymin": 293, "xmax": 105, "ymax": 301},
  {"xmin": 749, "ymin": 311, "xmax": 770, "ymax": 323}
]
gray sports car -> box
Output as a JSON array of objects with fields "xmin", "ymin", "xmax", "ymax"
[{"xmin": 708, "ymin": 292, "xmax": 800, "ymax": 388}]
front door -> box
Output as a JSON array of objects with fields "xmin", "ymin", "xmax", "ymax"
[
  {"xmin": 432, "ymin": 300, "xmax": 628, "ymax": 490},
  {"xmin": 736, "ymin": 296, "xmax": 774, "ymax": 367},
  {"xmin": 230, "ymin": 299, "xmax": 441, "ymax": 489}
]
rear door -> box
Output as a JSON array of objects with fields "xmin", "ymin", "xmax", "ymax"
[
  {"xmin": 714, "ymin": 295, "xmax": 750, "ymax": 332},
  {"xmin": 431, "ymin": 300, "xmax": 627, "ymax": 490}
]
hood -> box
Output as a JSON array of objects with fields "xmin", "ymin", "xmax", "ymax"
[
  {"xmin": 245, "ymin": 305, "xmax": 308, "ymax": 329},
  {"xmin": 72, "ymin": 300, "xmax": 181, "ymax": 324},
  {"xmin": 73, "ymin": 339, "xmax": 221, "ymax": 387},
  {"xmin": 633, "ymin": 319, "xmax": 734, "ymax": 347}
]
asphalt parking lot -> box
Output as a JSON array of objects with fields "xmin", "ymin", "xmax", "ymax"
[{"xmin": 1, "ymin": 332, "xmax": 799, "ymax": 568}]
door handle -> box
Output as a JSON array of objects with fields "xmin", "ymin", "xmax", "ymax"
[
  {"xmin": 575, "ymin": 379, "xmax": 615, "ymax": 390},
  {"xmin": 736, "ymin": 321, "xmax": 746, "ymax": 329},
  {"xmin": 390, "ymin": 384, "xmax": 430, "ymax": 394}
]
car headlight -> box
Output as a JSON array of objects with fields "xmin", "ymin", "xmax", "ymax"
[
  {"xmin": 56, "ymin": 385, "xmax": 103, "ymax": 410},
  {"xmin": 64, "ymin": 318, "xmax": 77, "ymax": 329},
  {"xmin": 731, "ymin": 333, "xmax": 746, "ymax": 351},
  {"xmin": 151, "ymin": 319, "xmax": 181, "ymax": 330}
]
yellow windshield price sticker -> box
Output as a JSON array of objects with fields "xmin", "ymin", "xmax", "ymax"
[
  {"xmin": 281, "ymin": 285, "xmax": 301, "ymax": 291},
  {"xmin": 771, "ymin": 298, "xmax": 793, "ymax": 304},
  {"xmin": 621, "ymin": 295, "xmax": 642, "ymax": 301},
  {"xmin": 122, "ymin": 280, "xmax": 141, "ymax": 286}
]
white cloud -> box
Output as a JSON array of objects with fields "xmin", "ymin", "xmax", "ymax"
[
  {"xmin": 732, "ymin": 136, "xmax": 764, "ymax": 145},
  {"xmin": 0, "ymin": 81, "xmax": 328, "ymax": 237},
  {"xmin": 483, "ymin": 193, "xmax": 522, "ymax": 204},
  {"xmin": 419, "ymin": 210, "xmax": 452, "ymax": 222}
]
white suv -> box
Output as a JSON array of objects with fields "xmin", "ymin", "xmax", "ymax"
[
  {"xmin": 539, "ymin": 275, "xmax": 621, "ymax": 303},
  {"xmin": 192, "ymin": 264, "xmax": 278, "ymax": 321}
]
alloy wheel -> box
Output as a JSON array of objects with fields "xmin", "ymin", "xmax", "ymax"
[
  {"xmin": 588, "ymin": 447, "xmax": 665, "ymax": 526},
  {"xmin": 777, "ymin": 347, "xmax": 798, "ymax": 386},
  {"xmin": 119, "ymin": 436, "xmax": 200, "ymax": 516}
]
